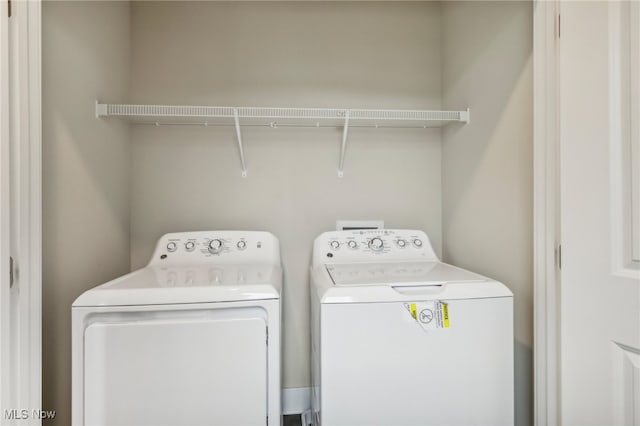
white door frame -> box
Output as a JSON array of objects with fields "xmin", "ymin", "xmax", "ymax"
[
  {"xmin": 1, "ymin": 0, "xmax": 42, "ymax": 423},
  {"xmin": 0, "ymin": 0, "xmax": 13, "ymax": 417},
  {"xmin": 533, "ymin": 1, "xmax": 560, "ymax": 425},
  {"xmin": 15, "ymin": 0, "xmax": 42, "ymax": 419},
  {"xmin": 2, "ymin": 0, "xmax": 564, "ymax": 424}
]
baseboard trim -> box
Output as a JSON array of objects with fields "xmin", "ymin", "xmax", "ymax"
[{"xmin": 282, "ymin": 387, "xmax": 311, "ymax": 415}]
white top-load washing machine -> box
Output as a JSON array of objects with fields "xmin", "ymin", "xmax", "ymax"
[
  {"xmin": 72, "ymin": 231, "xmax": 281, "ymax": 426},
  {"xmin": 310, "ymin": 229, "xmax": 514, "ymax": 426}
]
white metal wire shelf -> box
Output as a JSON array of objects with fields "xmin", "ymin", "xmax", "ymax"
[{"xmin": 96, "ymin": 101, "xmax": 470, "ymax": 177}]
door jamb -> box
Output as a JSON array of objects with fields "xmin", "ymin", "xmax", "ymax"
[
  {"xmin": 2, "ymin": 0, "xmax": 42, "ymax": 421},
  {"xmin": 23, "ymin": 0, "xmax": 42, "ymax": 418},
  {"xmin": 5, "ymin": 0, "xmax": 563, "ymax": 424},
  {"xmin": 533, "ymin": 1, "xmax": 560, "ymax": 425},
  {"xmin": 0, "ymin": 0, "xmax": 13, "ymax": 417}
]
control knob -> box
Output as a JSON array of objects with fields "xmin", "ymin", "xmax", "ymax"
[
  {"xmin": 347, "ymin": 240, "xmax": 358, "ymax": 249},
  {"xmin": 185, "ymin": 241, "xmax": 196, "ymax": 252},
  {"xmin": 368, "ymin": 237, "xmax": 384, "ymax": 251},
  {"xmin": 330, "ymin": 240, "xmax": 340, "ymax": 250},
  {"xmin": 396, "ymin": 239, "xmax": 407, "ymax": 248},
  {"xmin": 237, "ymin": 240, "xmax": 247, "ymax": 250},
  {"xmin": 166, "ymin": 242, "xmax": 177, "ymax": 252},
  {"xmin": 208, "ymin": 239, "xmax": 224, "ymax": 254},
  {"xmin": 413, "ymin": 238, "xmax": 423, "ymax": 248}
]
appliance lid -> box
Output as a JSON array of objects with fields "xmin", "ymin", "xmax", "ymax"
[
  {"xmin": 72, "ymin": 264, "xmax": 282, "ymax": 307},
  {"xmin": 326, "ymin": 261, "xmax": 486, "ymax": 286}
]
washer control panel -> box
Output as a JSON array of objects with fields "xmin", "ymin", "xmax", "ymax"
[
  {"xmin": 313, "ymin": 229, "xmax": 438, "ymax": 266},
  {"xmin": 149, "ymin": 231, "xmax": 280, "ymax": 266}
]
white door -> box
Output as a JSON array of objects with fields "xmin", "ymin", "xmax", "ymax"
[{"xmin": 560, "ymin": 1, "xmax": 640, "ymax": 425}]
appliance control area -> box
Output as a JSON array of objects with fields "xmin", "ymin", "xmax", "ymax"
[
  {"xmin": 148, "ymin": 231, "xmax": 280, "ymax": 265},
  {"xmin": 164, "ymin": 237, "xmax": 248, "ymax": 254},
  {"xmin": 313, "ymin": 229, "xmax": 439, "ymax": 265},
  {"xmin": 327, "ymin": 235, "xmax": 424, "ymax": 252}
]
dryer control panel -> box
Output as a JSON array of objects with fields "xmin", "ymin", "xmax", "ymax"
[
  {"xmin": 149, "ymin": 231, "xmax": 281, "ymax": 266},
  {"xmin": 312, "ymin": 229, "xmax": 439, "ymax": 267}
]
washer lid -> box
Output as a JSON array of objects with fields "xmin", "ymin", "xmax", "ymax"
[
  {"xmin": 326, "ymin": 261, "xmax": 486, "ymax": 286},
  {"xmin": 314, "ymin": 261, "xmax": 512, "ymax": 304},
  {"xmin": 72, "ymin": 264, "xmax": 282, "ymax": 307}
]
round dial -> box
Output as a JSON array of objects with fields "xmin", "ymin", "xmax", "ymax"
[
  {"xmin": 413, "ymin": 238, "xmax": 423, "ymax": 247},
  {"xmin": 368, "ymin": 237, "xmax": 384, "ymax": 251},
  {"xmin": 237, "ymin": 240, "xmax": 247, "ymax": 250},
  {"xmin": 185, "ymin": 241, "xmax": 196, "ymax": 252},
  {"xmin": 396, "ymin": 239, "xmax": 407, "ymax": 248},
  {"xmin": 330, "ymin": 240, "xmax": 340, "ymax": 250},
  {"xmin": 166, "ymin": 242, "xmax": 177, "ymax": 252},
  {"xmin": 208, "ymin": 239, "xmax": 224, "ymax": 254},
  {"xmin": 347, "ymin": 240, "xmax": 358, "ymax": 249}
]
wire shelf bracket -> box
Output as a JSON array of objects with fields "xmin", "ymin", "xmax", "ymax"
[
  {"xmin": 96, "ymin": 101, "xmax": 470, "ymax": 178},
  {"xmin": 338, "ymin": 110, "xmax": 350, "ymax": 178},
  {"xmin": 232, "ymin": 108, "xmax": 247, "ymax": 178}
]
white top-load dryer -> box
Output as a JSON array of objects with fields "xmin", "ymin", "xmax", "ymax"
[
  {"xmin": 72, "ymin": 231, "xmax": 281, "ymax": 426},
  {"xmin": 310, "ymin": 229, "xmax": 514, "ymax": 426}
]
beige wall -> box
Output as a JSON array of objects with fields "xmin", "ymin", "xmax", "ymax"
[
  {"xmin": 129, "ymin": 1, "xmax": 444, "ymax": 389},
  {"xmin": 41, "ymin": 0, "xmax": 533, "ymax": 421},
  {"xmin": 42, "ymin": 2, "xmax": 131, "ymax": 425},
  {"xmin": 441, "ymin": 2, "xmax": 533, "ymax": 425}
]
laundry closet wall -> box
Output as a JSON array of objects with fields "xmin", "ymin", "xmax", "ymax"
[
  {"xmin": 442, "ymin": 2, "xmax": 533, "ymax": 425},
  {"xmin": 41, "ymin": 1, "xmax": 534, "ymax": 424},
  {"xmin": 128, "ymin": 1, "xmax": 444, "ymax": 391},
  {"xmin": 42, "ymin": 2, "xmax": 131, "ymax": 425}
]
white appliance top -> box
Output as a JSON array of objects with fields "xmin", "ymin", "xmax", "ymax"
[
  {"xmin": 311, "ymin": 229, "xmax": 512, "ymax": 303},
  {"xmin": 326, "ymin": 261, "xmax": 485, "ymax": 286},
  {"xmin": 73, "ymin": 231, "xmax": 282, "ymax": 307}
]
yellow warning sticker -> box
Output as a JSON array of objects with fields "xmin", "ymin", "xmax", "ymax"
[
  {"xmin": 404, "ymin": 300, "xmax": 451, "ymax": 331},
  {"xmin": 441, "ymin": 302, "xmax": 450, "ymax": 328},
  {"xmin": 409, "ymin": 303, "xmax": 417, "ymax": 320}
]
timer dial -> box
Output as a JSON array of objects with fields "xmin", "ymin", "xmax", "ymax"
[
  {"xmin": 368, "ymin": 237, "xmax": 384, "ymax": 251},
  {"xmin": 208, "ymin": 239, "xmax": 224, "ymax": 254}
]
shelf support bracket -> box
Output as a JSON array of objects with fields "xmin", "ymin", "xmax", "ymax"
[
  {"xmin": 338, "ymin": 110, "xmax": 350, "ymax": 178},
  {"xmin": 233, "ymin": 108, "xmax": 247, "ymax": 177},
  {"xmin": 95, "ymin": 101, "xmax": 107, "ymax": 118},
  {"xmin": 460, "ymin": 107, "xmax": 471, "ymax": 124}
]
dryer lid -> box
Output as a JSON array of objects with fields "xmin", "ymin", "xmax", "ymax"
[{"xmin": 326, "ymin": 261, "xmax": 486, "ymax": 286}]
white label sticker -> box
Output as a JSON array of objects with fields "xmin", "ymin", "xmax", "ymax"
[{"xmin": 404, "ymin": 301, "xmax": 450, "ymax": 331}]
